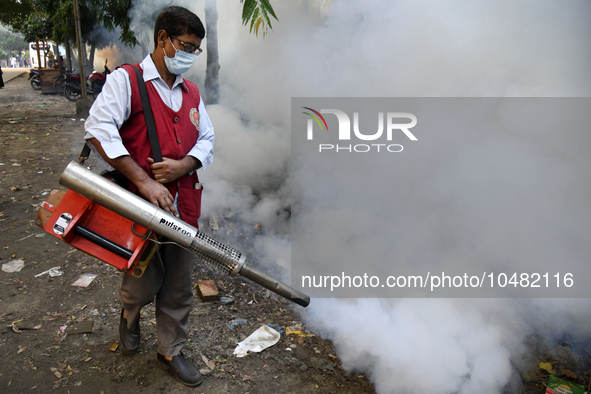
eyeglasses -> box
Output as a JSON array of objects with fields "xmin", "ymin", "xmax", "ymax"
[{"xmin": 169, "ymin": 35, "xmax": 202, "ymax": 56}]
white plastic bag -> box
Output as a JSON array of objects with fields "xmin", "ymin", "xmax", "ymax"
[{"xmin": 233, "ymin": 325, "xmax": 281, "ymax": 358}]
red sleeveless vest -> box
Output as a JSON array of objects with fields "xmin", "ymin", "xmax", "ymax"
[{"xmin": 118, "ymin": 63, "xmax": 202, "ymax": 227}]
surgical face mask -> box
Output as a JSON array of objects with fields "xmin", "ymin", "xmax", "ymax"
[{"xmin": 162, "ymin": 38, "xmax": 196, "ymax": 75}]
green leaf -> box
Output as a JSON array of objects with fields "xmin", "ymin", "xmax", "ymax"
[
  {"xmin": 254, "ymin": 17, "xmax": 262, "ymax": 37},
  {"xmin": 259, "ymin": 3, "xmax": 272, "ymax": 31},
  {"xmin": 242, "ymin": 0, "xmax": 278, "ymax": 37},
  {"xmin": 249, "ymin": 7, "xmax": 260, "ymax": 33},
  {"xmin": 241, "ymin": 0, "xmax": 257, "ymax": 26},
  {"xmin": 259, "ymin": 0, "xmax": 278, "ymax": 21}
]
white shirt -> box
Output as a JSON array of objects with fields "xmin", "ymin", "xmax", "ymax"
[{"xmin": 84, "ymin": 54, "xmax": 214, "ymax": 171}]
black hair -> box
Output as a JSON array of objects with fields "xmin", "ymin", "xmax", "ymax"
[{"xmin": 153, "ymin": 6, "xmax": 205, "ymax": 48}]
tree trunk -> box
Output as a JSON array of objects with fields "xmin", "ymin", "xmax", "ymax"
[
  {"xmin": 204, "ymin": 0, "xmax": 220, "ymax": 105},
  {"xmin": 77, "ymin": 42, "xmax": 96, "ymax": 76},
  {"xmin": 80, "ymin": 41, "xmax": 88, "ymax": 74},
  {"xmin": 64, "ymin": 36, "xmax": 73, "ymax": 71},
  {"xmin": 88, "ymin": 43, "xmax": 96, "ymax": 74}
]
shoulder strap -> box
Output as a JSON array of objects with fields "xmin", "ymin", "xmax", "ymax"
[
  {"xmin": 79, "ymin": 141, "xmax": 91, "ymax": 164},
  {"xmin": 130, "ymin": 65, "xmax": 162, "ymax": 163},
  {"xmin": 78, "ymin": 64, "xmax": 163, "ymax": 164}
]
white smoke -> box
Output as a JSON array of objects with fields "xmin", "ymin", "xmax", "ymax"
[
  {"xmin": 305, "ymin": 298, "xmax": 520, "ymax": 393},
  {"xmin": 121, "ymin": 0, "xmax": 591, "ymax": 393}
]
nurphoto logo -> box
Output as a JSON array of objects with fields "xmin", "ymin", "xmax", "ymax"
[{"xmin": 302, "ymin": 107, "xmax": 418, "ymax": 153}]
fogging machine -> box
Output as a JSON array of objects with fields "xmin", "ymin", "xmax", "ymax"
[{"xmin": 36, "ymin": 162, "xmax": 309, "ymax": 307}]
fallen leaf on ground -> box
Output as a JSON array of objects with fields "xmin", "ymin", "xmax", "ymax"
[
  {"xmin": 201, "ymin": 355, "xmax": 215, "ymax": 370},
  {"xmin": 562, "ymin": 368, "xmax": 577, "ymax": 379},
  {"xmin": 199, "ymin": 368, "xmax": 212, "ymax": 375},
  {"xmin": 539, "ymin": 362, "xmax": 556, "ymax": 375}
]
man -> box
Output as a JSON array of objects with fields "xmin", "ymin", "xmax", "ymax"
[
  {"xmin": 84, "ymin": 6, "xmax": 214, "ymax": 387},
  {"xmin": 47, "ymin": 50, "xmax": 54, "ymax": 68}
]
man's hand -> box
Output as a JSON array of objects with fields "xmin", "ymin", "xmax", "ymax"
[
  {"xmin": 136, "ymin": 177, "xmax": 179, "ymax": 217},
  {"xmin": 89, "ymin": 138, "xmax": 180, "ymax": 217},
  {"xmin": 148, "ymin": 156, "xmax": 199, "ymax": 184}
]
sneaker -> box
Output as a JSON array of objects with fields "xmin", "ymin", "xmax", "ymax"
[
  {"xmin": 119, "ymin": 309, "xmax": 140, "ymax": 354},
  {"xmin": 157, "ymin": 352, "xmax": 203, "ymax": 386}
]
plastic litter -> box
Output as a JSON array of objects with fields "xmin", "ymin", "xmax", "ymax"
[
  {"xmin": 49, "ymin": 268, "xmax": 64, "ymax": 277},
  {"xmin": 233, "ymin": 325, "xmax": 281, "ymax": 358},
  {"xmin": 545, "ymin": 375, "xmax": 585, "ymax": 394},
  {"xmin": 227, "ymin": 318, "xmax": 248, "ymax": 330},
  {"xmin": 2, "ymin": 259, "xmax": 24, "ymax": 273},
  {"xmin": 266, "ymin": 323, "xmax": 284, "ymax": 334},
  {"xmin": 71, "ymin": 273, "xmax": 97, "ymax": 287},
  {"xmin": 286, "ymin": 327, "xmax": 314, "ymax": 337},
  {"xmin": 35, "ymin": 266, "xmax": 63, "ymax": 277},
  {"xmin": 220, "ymin": 296, "xmax": 233, "ymax": 305}
]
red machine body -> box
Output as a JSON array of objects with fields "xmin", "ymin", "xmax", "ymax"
[{"xmin": 36, "ymin": 189, "xmax": 156, "ymax": 277}]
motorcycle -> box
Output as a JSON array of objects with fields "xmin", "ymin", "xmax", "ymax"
[
  {"xmin": 63, "ymin": 60, "xmax": 111, "ymax": 102},
  {"xmin": 52, "ymin": 66, "xmax": 71, "ymax": 95},
  {"xmin": 29, "ymin": 69, "xmax": 41, "ymax": 90}
]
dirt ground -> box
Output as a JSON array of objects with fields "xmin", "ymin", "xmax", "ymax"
[{"xmin": 0, "ymin": 74, "xmax": 376, "ymax": 394}]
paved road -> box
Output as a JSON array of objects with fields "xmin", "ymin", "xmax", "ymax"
[{"xmin": 2, "ymin": 67, "xmax": 30, "ymax": 83}]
